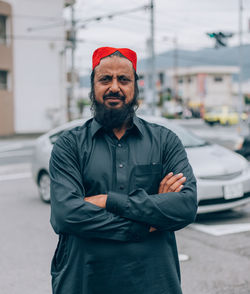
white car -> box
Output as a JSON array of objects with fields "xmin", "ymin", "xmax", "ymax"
[{"xmin": 31, "ymin": 116, "xmax": 250, "ymax": 214}]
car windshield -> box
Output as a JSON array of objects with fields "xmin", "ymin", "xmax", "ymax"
[{"xmin": 165, "ymin": 122, "xmax": 208, "ymax": 148}]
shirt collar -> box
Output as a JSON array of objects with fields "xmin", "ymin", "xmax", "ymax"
[
  {"xmin": 90, "ymin": 115, "xmax": 143, "ymax": 138},
  {"xmin": 90, "ymin": 118, "xmax": 103, "ymax": 138},
  {"xmin": 132, "ymin": 115, "xmax": 144, "ymax": 136}
]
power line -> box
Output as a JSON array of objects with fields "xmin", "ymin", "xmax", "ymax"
[
  {"xmin": 3, "ymin": 33, "xmax": 84, "ymax": 43},
  {"xmin": 76, "ymin": 4, "xmax": 150, "ymax": 28},
  {"xmin": 12, "ymin": 14, "xmax": 63, "ymax": 21}
]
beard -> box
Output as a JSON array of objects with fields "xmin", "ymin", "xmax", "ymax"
[{"xmin": 91, "ymin": 91, "xmax": 138, "ymax": 131}]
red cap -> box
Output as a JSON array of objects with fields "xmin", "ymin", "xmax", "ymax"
[{"xmin": 92, "ymin": 47, "xmax": 137, "ymax": 71}]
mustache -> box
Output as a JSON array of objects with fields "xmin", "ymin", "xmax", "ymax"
[{"xmin": 103, "ymin": 92, "xmax": 125, "ymax": 101}]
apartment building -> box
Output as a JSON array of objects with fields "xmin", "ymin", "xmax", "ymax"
[
  {"xmin": 0, "ymin": 1, "xmax": 13, "ymax": 135},
  {"xmin": 0, "ymin": 0, "xmax": 66, "ymax": 136},
  {"xmin": 171, "ymin": 66, "xmax": 239, "ymax": 108}
]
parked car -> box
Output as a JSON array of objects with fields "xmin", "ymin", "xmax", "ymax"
[
  {"xmin": 31, "ymin": 116, "xmax": 250, "ymax": 214},
  {"xmin": 204, "ymin": 106, "xmax": 248, "ymax": 126},
  {"xmin": 235, "ymin": 134, "xmax": 250, "ymax": 160}
]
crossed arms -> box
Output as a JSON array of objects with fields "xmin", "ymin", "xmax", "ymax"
[
  {"xmin": 49, "ymin": 133, "xmax": 197, "ymax": 242},
  {"xmin": 84, "ymin": 172, "xmax": 186, "ymax": 232}
]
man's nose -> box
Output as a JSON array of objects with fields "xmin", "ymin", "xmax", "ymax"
[{"xmin": 110, "ymin": 79, "xmax": 120, "ymax": 92}]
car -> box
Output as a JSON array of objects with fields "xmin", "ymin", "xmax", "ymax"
[
  {"xmin": 204, "ymin": 105, "xmax": 248, "ymax": 126},
  {"xmin": 235, "ymin": 134, "xmax": 250, "ymax": 160},
  {"xmin": 31, "ymin": 115, "xmax": 250, "ymax": 214}
]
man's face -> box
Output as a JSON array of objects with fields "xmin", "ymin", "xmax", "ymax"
[{"xmin": 94, "ymin": 56, "xmax": 135, "ymax": 109}]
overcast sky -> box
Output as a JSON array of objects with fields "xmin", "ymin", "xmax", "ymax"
[{"xmin": 66, "ymin": 0, "xmax": 250, "ymax": 74}]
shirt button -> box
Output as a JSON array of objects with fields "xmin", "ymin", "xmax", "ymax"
[
  {"xmin": 118, "ymin": 143, "xmax": 122, "ymax": 147},
  {"xmin": 119, "ymin": 164, "xmax": 124, "ymax": 168}
]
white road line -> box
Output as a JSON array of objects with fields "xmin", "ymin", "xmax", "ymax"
[
  {"xmin": 191, "ymin": 223, "xmax": 250, "ymax": 236},
  {"xmin": 0, "ymin": 163, "xmax": 31, "ymax": 173},
  {"xmin": 0, "ymin": 150, "xmax": 33, "ymax": 158},
  {"xmin": 0, "ymin": 172, "xmax": 32, "ymax": 181}
]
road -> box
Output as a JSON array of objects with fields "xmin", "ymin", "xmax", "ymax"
[
  {"xmin": 1, "ymin": 163, "xmax": 250, "ymax": 294},
  {"xmin": 0, "ymin": 122, "xmax": 250, "ymax": 294}
]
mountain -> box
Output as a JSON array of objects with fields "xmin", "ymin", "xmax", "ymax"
[{"xmin": 137, "ymin": 44, "xmax": 250, "ymax": 81}]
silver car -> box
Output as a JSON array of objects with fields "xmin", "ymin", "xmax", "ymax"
[{"xmin": 31, "ymin": 116, "xmax": 250, "ymax": 214}]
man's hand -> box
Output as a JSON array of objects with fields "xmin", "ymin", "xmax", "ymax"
[
  {"xmin": 150, "ymin": 172, "xmax": 186, "ymax": 233},
  {"xmin": 158, "ymin": 172, "xmax": 186, "ymax": 194},
  {"xmin": 84, "ymin": 194, "xmax": 107, "ymax": 208}
]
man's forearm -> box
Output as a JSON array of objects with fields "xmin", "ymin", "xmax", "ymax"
[{"xmin": 84, "ymin": 194, "xmax": 107, "ymax": 208}]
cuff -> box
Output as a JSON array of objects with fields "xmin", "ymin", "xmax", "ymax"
[
  {"xmin": 106, "ymin": 191, "xmax": 150, "ymax": 241},
  {"xmin": 106, "ymin": 191, "xmax": 129, "ymax": 216}
]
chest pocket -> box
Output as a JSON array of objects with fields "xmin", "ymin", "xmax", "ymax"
[{"xmin": 131, "ymin": 163, "xmax": 162, "ymax": 195}]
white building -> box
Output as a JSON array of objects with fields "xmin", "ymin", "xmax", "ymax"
[
  {"xmin": 0, "ymin": 0, "xmax": 66, "ymax": 135},
  {"xmin": 138, "ymin": 66, "xmax": 239, "ymax": 109},
  {"xmin": 170, "ymin": 66, "xmax": 239, "ymax": 108}
]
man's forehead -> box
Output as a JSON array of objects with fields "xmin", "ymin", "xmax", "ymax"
[{"xmin": 95, "ymin": 56, "xmax": 134, "ymax": 75}]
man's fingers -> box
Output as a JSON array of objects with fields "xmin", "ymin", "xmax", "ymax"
[
  {"xmin": 164, "ymin": 173, "xmax": 183, "ymax": 190},
  {"xmin": 174, "ymin": 185, "xmax": 183, "ymax": 192},
  {"xmin": 158, "ymin": 172, "xmax": 186, "ymax": 194},
  {"xmin": 158, "ymin": 172, "xmax": 173, "ymax": 193},
  {"xmin": 173, "ymin": 176, "xmax": 186, "ymax": 190},
  {"xmin": 168, "ymin": 176, "xmax": 186, "ymax": 192}
]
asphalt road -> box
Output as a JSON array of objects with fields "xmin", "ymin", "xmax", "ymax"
[
  {"xmin": 1, "ymin": 120, "xmax": 250, "ymax": 293},
  {"xmin": 0, "ymin": 162, "xmax": 250, "ymax": 294}
]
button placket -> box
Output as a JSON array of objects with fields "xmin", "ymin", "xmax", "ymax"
[{"xmin": 116, "ymin": 142, "xmax": 127, "ymax": 193}]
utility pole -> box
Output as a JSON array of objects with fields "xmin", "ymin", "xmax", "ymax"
[
  {"xmin": 173, "ymin": 36, "xmax": 178, "ymax": 99},
  {"xmin": 238, "ymin": 0, "xmax": 244, "ymax": 132},
  {"xmin": 67, "ymin": 2, "xmax": 76, "ymax": 121},
  {"xmin": 150, "ymin": 0, "xmax": 156, "ymax": 115},
  {"xmin": 162, "ymin": 36, "xmax": 178, "ymax": 100}
]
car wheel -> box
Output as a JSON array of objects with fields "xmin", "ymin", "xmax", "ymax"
[
  {"xmin": 38, "ymin": 172, "xmax": 51, "ymax": 203},
  {"xmin": 206, "ymin": 121, "xmax": 214, "ymax": 126}
]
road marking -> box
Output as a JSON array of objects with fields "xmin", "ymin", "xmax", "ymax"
[
  {"xmin": 0, "ymin": 141, "xmax": 35, "ymax": 152},
  {"xmin": 191, "ymin": 223, "xmax": 250, "ymax": 236},
  {"xmin": 178, "ymin": 254, "xmax": 190, "ymax": 262},
  {"xmin": 0, "ymin": 172, "xmax": 32, "ymax": 181},
  {"xmin": 0, "ymin": 150, "xmax": 33, "ymax": 158},
  {"xmin": 0, "ymin": 163, "xmax": 31, "ymax": 173}
]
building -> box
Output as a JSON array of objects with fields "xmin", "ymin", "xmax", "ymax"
[
  {"xmin": 0, "ymin": 1, "xmax": 13, "ymax": 135},
  {"xmin": 0, "ymin": 0, "xmax": 66, "ymax": 136},
  {"xmin": 170, "ymin": 66, "xmax": 239, "ymax": 108},
  {"xmin": 138, "ymin": 66, "xmax": 239, "ymax": 110}
]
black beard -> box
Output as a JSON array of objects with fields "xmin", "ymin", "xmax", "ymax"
[{"xmin": 91, "ymin": 95, "xmax": 137, "ymax": 131}]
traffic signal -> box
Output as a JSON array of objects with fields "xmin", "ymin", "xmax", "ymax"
[{"xmin": 206, "ymin": 31, "xmax": 234, "ymax": 48}]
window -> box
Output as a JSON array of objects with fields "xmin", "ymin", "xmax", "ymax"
[
  {"xmin": 0, "ymin": 70, "xmax": 8, "ymax": 90},
  {"xmin": 0, "ymin": 15, "xmax": 7, "ymax": 45},
  {"xmin": 187, "ymin": 77, "xmax": 192, "ymax": 83},
  {"xmin": 178, "ymin": 78, "xmax": 183, "ymax": 84},
  {"xmin": 214, "ymin": 76, "xmax": 223, "ymax": 82}
]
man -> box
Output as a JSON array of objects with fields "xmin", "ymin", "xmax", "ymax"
[{"xmin": 49, "ymin": 46, "xmax": 197, "ymax": 294}]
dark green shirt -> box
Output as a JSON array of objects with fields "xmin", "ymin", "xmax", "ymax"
[{"xmin": 49, "ymin": 116, "xmax": 197, "ymax": 294}]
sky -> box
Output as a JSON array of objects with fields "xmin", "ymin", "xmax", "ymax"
[{"xmin": 64, "ymin": 0, "xmax": 250, "ymax": 74}]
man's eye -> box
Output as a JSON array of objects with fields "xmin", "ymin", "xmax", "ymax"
[
  {"xmin": 100, "ymin": 77, "xmax": 110, "ymax": 82},
  {"xmin": 119, "ymin": 77, "xmax": 130, "ymax": 82}
]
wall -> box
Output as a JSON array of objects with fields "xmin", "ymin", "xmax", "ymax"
[
  {"xmin": 6, "ymin": 0, "xmax": 66, "ymax": 133},
  {"xmin": 0, "ymin": 0, "xmax": 14, "ymax": 135}
]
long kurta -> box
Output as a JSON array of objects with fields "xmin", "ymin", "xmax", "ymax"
[{"xmin": 49, "ymin": 116, "xmax": 197, "ymax": 294}]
